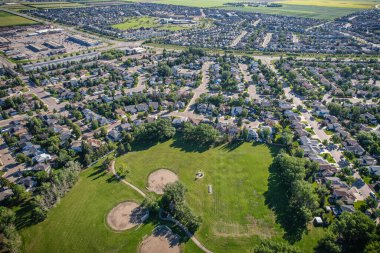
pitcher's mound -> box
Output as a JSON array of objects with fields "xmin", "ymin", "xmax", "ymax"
[
  {"xmin": 147, "ymin": 169, "xmax": 178, "ymax": 194},
  {"xmin": 107, "ymin": 202, "xmax": 148, "ymax": 231},
  {"xmin": 140, "ymin": 226, "xmax": 180, "ymax": 253}
]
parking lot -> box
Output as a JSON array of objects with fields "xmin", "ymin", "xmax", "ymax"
[{"xmin": 0, "ymin": 25, "xmax": 99, "ymax": 60}]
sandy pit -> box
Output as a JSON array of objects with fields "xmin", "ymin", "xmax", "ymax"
[
  {"xmin": 107, "ymin": 201, "xmax": 148, "ymax": 231},
  {"xmin": 139, "ymin": 226, "xmax": 181, "ymax": 253},
  {"xmin": 147, "ymin": 169, "xmax": 178, "ymax": 194}
]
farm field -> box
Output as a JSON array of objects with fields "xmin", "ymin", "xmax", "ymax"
[
  {"xmin": 1, "ymin": 4, "xmax": 34, "ymax": 11},
  {"xmin": 0, "ymin": 10, "xmax": 37, "ymax": 27},
  {"xmin": 281, "ymin": 0, "xmax": 377, "ymax": 8},
  {"xmin": 129, "ymin": 0, "xmax": 249, "ymax": 8},
  {"xmin": 19, "ymin": 140, "xmax": 325, "ymax": 253},
  {"xmin": 112, "ymin": 16, "xmax": 193, "ymax": 31},
  {"xmin": 24, "ymin": 2, "xmax": 84, "ymax": 9},
  {"xmin": 223, "ymin": 4, "xmax": 366, "ymax": 19},
  {"xmin": 130, "ymin": 0, "xmax": 377, "ymax": 19}
]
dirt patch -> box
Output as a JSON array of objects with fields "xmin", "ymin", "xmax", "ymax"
[
  {"xmin": 107, "ymin": 201, "xmax": 148, "ymax": 231},
  {"xmin": 140, "ymin": 226, "xmax": 181, "ymax": 253},
  {"xmin": 147, "ymin": 169, "xmax": 178, "ymax": 194}
]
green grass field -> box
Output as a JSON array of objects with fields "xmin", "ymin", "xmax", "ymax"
[
  {"xmin": 0, "ymin": 11, "xmax": 37, "ymax": 27},
  {"xmin": 20, "ymin": 156, "xmax": 202, "ymax": 253},
  {"xmin": 112, "ymin": 16, "xmax": 193, "ymax": 31},
  {"xmin": 20, "ymin": 140, "xmax": 325, "ymax": 253}
]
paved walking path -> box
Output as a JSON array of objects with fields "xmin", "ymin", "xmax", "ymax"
[{"xmin": 109, "ymin": 160, "xmax": 213, "ymax": 253}]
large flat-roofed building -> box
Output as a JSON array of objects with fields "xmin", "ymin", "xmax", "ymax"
[
  {"xmin": 125, "ymin": 47, "xmax": 146, "ymax": 55},
  {"xmin": 43, "ymin": 41, "xmax": 65, "ymax": 49},
  {"xmin": 36, "ymin": 28, "xmax": 64, "ymax": 35},
  {"xmin": 67, "ymin": 35, "xmax": 100, "ymax": 47},
  {"xmin": 22, "ymin": 52, "xmax": 100, "ymax": 72},
  {"xmin": 27, "ymin": 44, "xmax": 48, "ymax": 52}
]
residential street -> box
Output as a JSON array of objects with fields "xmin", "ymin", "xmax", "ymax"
[
  {"xmin": 239, "ymin": 63, "xmax": 260, "ymax": 101},
  {"xmin": 185, "ymin": 61, "xmax": 211, "ymax": 113}
]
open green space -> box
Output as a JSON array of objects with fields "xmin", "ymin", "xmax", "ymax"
[
  {"xmin": 115, "ymin": 140, "xmax": 325, "ymax": 252},
  {"xmin": 20, "ymin": 140, "xmax": 325, "ymax": 253},
  {"xmin": 19, "ymin": 157, "xmax": 202, "ymax": 253},
  {"xmin": 112, "ymin": 16, "xmax": 194, "ymax": 31},
  {"xmin": 0, "ymin": 10, "xmax": 37, "ymax": 27}
]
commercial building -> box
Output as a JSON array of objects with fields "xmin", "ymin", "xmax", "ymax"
[
  {"xmin": 43, "ymin": 41, "xmax": 65, "ymax": 49},
  {"xmin": 22, "ymin": 51, "xmax": 100, "ymax": 72},
  {"xmin": 67, "ymin": 35, "xmax": 100, "ymax": 47}
]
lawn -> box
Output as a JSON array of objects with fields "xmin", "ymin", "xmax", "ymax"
[
  {"xmin": 324, "ymin": 129, "xmax": 334, "ymax": 135},
  {"xmin": 305, "ymin": 127, "xmax": 316, "ymax": 135},
  {"xmin": 0, "ymin": 11, "xmax": 37, "ymax": 27},
  {"xmin": 115, "ymin": 140, "xmax": 324, "ymax": 252},
  {"xmin": 112, "ymin": 16, "xmax": 193, "ymax": 31},
  {"xmin": 20, "ymin": 158, "xmax": 203, "ymax": 253},
  {"xmin": 322, "ymin": 152, "xmax": 336, "ymax": 163},
  {"xmin": 20, "ymin": 140, "xmax": 325, "ymax": 253}
]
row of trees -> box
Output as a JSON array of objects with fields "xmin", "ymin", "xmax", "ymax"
[
  {"xmin": 182, "ymin": 123, "xmax": 220, "ymax": 146},
  {"xmin": 268, "ymin": 153, "xmax": 319, "ymax": 242},
  {"xmin": 133, "ymin": 119, "xmax": 175, "ymax": 142},
  {"xmin": 30, "ymin": 161, "xmax": 82, "ymax": 222},
  {"xmin": 0, "ymin": 207, "xmax": 22, "ymax": 253},
  {"xmin": 160, "ymin": 182, "xmax": 202, "ymax": 233},
  {"xmin": 316, "ymin": 212, "xmax": 379, "ymax": 253},
  {"xmin": 142, "ymin": 182, "xmax": 202, "ymax": 234}
]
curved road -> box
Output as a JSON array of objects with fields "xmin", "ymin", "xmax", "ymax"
[{"xmin": 109, "ymin": 161, "xmax": 213, "ymax": 253}]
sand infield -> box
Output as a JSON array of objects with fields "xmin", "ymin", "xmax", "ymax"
[
  {"xmin": 139, "ymin": 226, "xmax": 180, "ymax": 253},
  {"xmin": 147, "ymin": 169, "xmax": 178, "ymax": 194},
  {"xmin": 107, "ymin": 201, "xmax": 148, "ymax": 231}
]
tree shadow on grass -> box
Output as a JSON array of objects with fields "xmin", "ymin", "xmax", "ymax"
[
  {"xmin": 142, "ymin": 212, "xmax": 190, "ymax": 246},
  {"xmin": 218, "ymin": 140, "xmax": 244, "ymax": 152},
  {"xmin": 264, "ymin": 162, "xmax": 307, "ymax": 244},
  {"xmin": 87, "ymin": 165, "xmax": 107, "ymax": 180},
  {"xmin": 152, "ymin": 225, "xmax": 181, "ymax": 247},
  {"xmin": 170, "ymin": 137, "xmax": 210, "ymax": 153},
  {"xmin": 106, "ymin": 174, "xmax": 120, "ymax": 183},
  {"xmin": 131, "ymin": 140, "xmax": 160, "ymax": 152},
  {"xmin": 14, "ymin": 200, "xmax": 34, "ymax": 230},
  {"xmin": 266, "ymin": 144, "xmax": 283, "ymax": 157}
]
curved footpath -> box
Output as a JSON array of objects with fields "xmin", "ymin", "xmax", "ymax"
[{"xmin": 109, "ymin": 161, "xmax": 213, "ymax": 253}]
